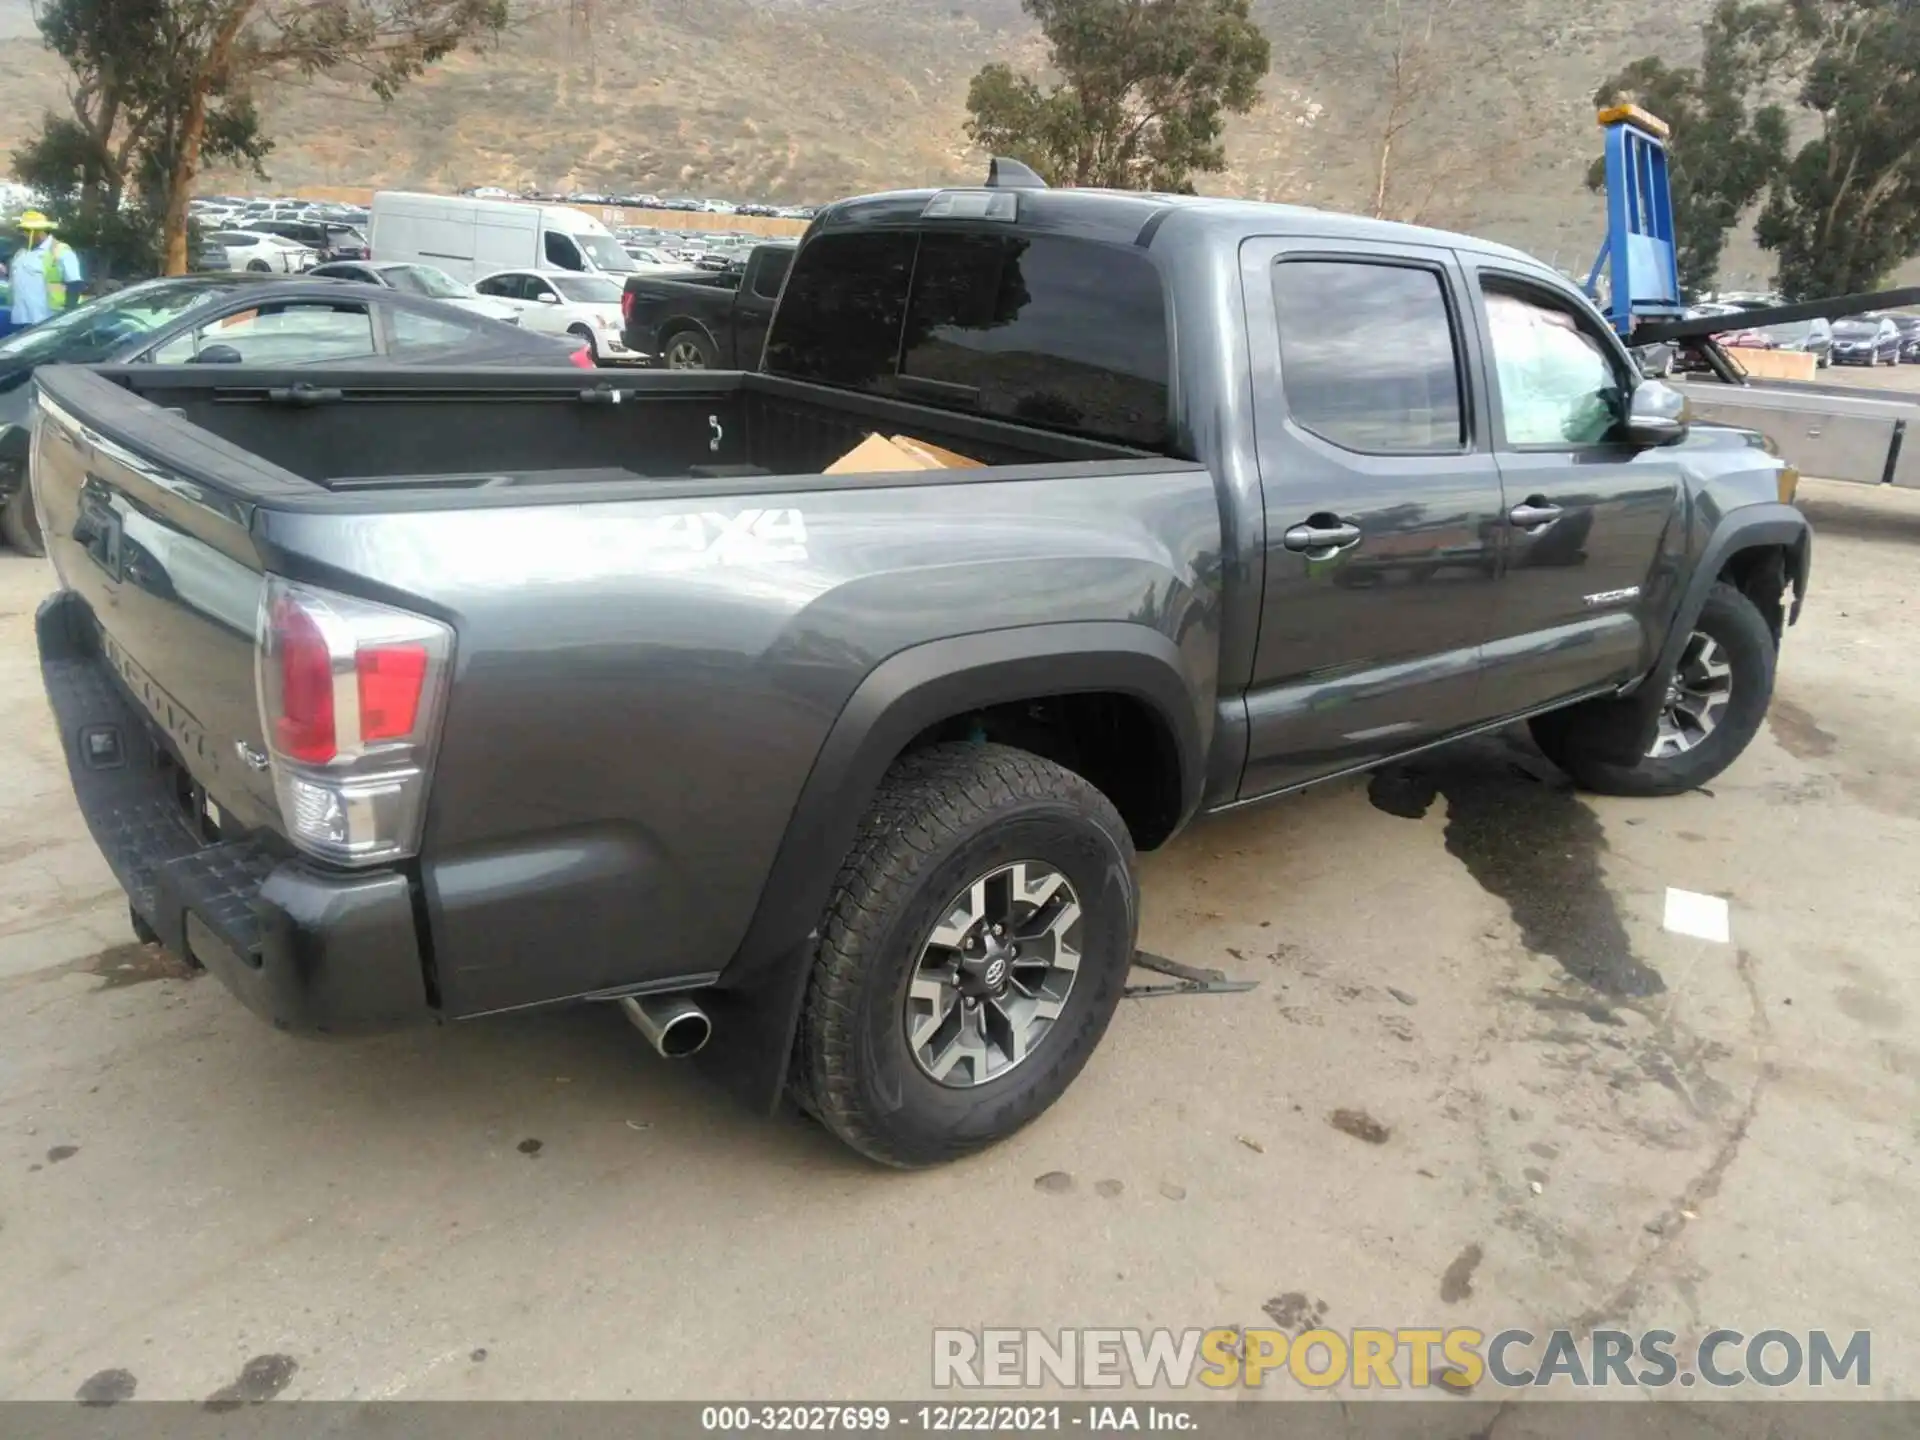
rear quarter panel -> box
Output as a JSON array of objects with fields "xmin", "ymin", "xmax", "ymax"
[{"xmin": 255, "ymin": 463, "xmax": 1222, "ymax": 1017}]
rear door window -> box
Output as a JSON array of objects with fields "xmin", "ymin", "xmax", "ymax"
[
  {"xmin": 1270, "ymin": 259, "xmax": 1466, "ymax": 454},
  {"xmin": 765, "ymin": 229, "xmax": 1170, "ymax": 446}
]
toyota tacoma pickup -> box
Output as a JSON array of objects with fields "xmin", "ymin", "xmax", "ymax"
[
  {"xmin": 27, "ymin": 170, "xmax": 1809, "ymax": 1167},
  {"xmin": 618, "ymin": 239, "xmax": 795, "ymax": 369}
]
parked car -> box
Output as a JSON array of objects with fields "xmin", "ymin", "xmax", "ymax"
[
  {"xmin": 370, "ymin": 191, "xmax": 638, "ymax": 284},
  {"xmin": 307, "ymin": 260, "xmax": 521, "ymax": 324},
  {"xmin": 0, "ymin": 274, "xmax": 590, "ymax": 554},
  {"xmin": 208, "ymin": 229, "xmax": 319, "ymax": 273},
  {"xmin": 1890, "ymin": 314, "xmax": 1920, "ymax": 363},
  {"xmin": 250, "ymin": 218, "xmax": 371, "ymax": 263},
  {"xmin": 473, "ymin": 268, "xmax": 636, "ymax": 362},
  {"xmin": 1724, "ymin": 318, "xmax": 1832, "ymax": 367},
  {"xmin": 620, "ymin": 244, "xmax": 680, "ymax": 269},
  {"xmin": 1830, "ymin": 315, "xmax": 1902, "ymax": 366},
  {"xmin": 619, "ymin": 239, "xmax": 795, "ymax": 368},
  {"xmin": 25, "ymin": 172, "xmax": 1809, "ymax": 1167}
]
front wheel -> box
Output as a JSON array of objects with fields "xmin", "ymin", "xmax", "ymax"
[
  {"xmin": 1531, "ymin": 582, "xmax": 1776, "ymax": 797},
  {"xmin": 792, "ymin": 743, "xmax": 1139, "ymax": 1168},
  {"xmin": 567, "ymin": 324, "xmax": 600, "ymax": 361}
]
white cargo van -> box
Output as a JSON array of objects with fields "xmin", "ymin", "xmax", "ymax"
[{"xmin": 369, "ymin": 192, "xmax": 638, "ymax": 285}]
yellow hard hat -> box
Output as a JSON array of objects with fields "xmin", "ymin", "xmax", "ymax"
[{"xmin": 19, "ymin": 210, "xmax": 54, "ymax": 231}]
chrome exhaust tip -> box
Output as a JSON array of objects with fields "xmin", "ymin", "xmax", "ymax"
[{"xmin": 618, "ymin": 994, "xmax": 712, "ymax": 1059}]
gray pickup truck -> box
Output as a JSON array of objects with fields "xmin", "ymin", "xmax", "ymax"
[
  {"xmin": 27, "ymin": 170, "xmax": 1809, "ymax": 1167},
  {"xmin": 618, "ymin": 240, "xmax": 795, "ymax": 369}
]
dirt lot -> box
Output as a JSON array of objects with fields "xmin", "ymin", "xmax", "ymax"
[{"xmin": 1, "ymin": 477, "xmax": 1917, "ymax": 1403}]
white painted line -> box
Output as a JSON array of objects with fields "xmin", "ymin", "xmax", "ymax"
[{"xmin": 1664, "ymin": 887, "xmax": 1731, "ymax": 944}]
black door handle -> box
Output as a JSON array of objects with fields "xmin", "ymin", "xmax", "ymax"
[
  {"xmin": 1283, "ymin": 519, "xmax": 1363, "ymax": 553},
  {"xmin": 1508, "ymin": 500, "xmax": 1564, "ymax": 528}
]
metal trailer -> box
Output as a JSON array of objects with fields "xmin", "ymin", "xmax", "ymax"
[{"xmin": 1585, "ymin": 105, "xmax": 1919, "ymax": 487}]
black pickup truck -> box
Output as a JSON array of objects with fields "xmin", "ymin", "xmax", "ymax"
[
  {"xmin": 27, "ymin": 170, "xmax": 1808, "ymax": 1167},
  {"xmin": 618, "ymin": 240, "xmax": 795, "ymax": 369}
]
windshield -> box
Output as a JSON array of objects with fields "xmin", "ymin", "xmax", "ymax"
[
  {"xmin": 1833, "ymin": 321, "xmax": 1878, "ymax": 338},
  {"xmin": 574, "ymin": 232, "xmax": 637, "ymax": 273},
  {"xmin": 383, "ymin": 264, "xmax": 469, "ymax": 300},
  {"xmin": 551, "ymin": 273, "xmax": 624, "ymax": 304},
  {"xmin": 0, "ymin": 280, "xmax": 230, "ymax": 364}
]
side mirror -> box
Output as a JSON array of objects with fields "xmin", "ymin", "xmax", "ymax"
[
  {"xmin": 191, "ymin": 344, "xmax": 244, "ymax": 364},
  {"xmin": 1625, "ymin": 379, "xmax": 1688, "ymax": 445},
  {"xmin": 536, "ymin": 291, "xmax": 560, "ymax": 305}
]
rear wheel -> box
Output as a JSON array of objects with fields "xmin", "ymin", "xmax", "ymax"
[
  {"xmin": 1, "ymin": 481, "xmax": 44, "ymax": 557},
  {"xmin": 662, "ymin": 329, "xmax": 716, "ymax": 370},
  {"xmin": 245, "ymin": 259, "xmax": 271, "ymax": 273},
  {"xmin": 1531, "ymin": 583, "xmax": 1775, "ymax": 797},
  {"xmin": 792, "ymin": 743, "xmax": 1138, "ymax": 1168}
]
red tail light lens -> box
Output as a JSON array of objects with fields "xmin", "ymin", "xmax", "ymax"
[
  {"xmin": 256, "ymin": 577, "xmax": 455, "ymax": 866},
  {"xmin": 620, "ymin": 289, "xmax": 635, "ymax": 324},
  {"xmin": 357, "ymin": 644, "xmax": 428, "ymax": 741},
  {"xmin": 271, "ymin": 594, "xmax": 337, "ymax": 762},
  {"xmin": 568, "ymin": 345, "xmax": 595, "ymax": 369}
]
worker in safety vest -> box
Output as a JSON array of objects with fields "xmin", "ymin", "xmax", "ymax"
[{"xmin": 2, "ymin": 211, "xmax": 84, "ymax": 337}]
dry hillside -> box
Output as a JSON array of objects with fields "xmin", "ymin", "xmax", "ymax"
[{"xmin": 0, "ymin": 0, "xmax": 1864, "ymax": 282}]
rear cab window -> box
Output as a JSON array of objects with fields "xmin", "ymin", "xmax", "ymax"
[{"xmin": 765, "ymin": 227, "xmax": 1170, "ymax": 447}]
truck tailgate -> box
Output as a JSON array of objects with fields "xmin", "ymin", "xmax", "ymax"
[{"xmin": 30, "ymin": 367, "xmax": 432, "ymax": 1028}]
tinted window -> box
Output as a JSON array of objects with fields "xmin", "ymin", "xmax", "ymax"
[
  {"xmin": 765, "ymin": 229, "xmax": 1170, "ymax": 446},
  {"xmin": 1271, "ymin": 260, "xmax": 1464, "ymax": 453},
  {"xmin": 764, "ymin": 229, "xmax": 916, "ymax": 387},
  {"xmin": 900, "ymin": 233, "xmax": 1168, "ymax": 444},
  {"xmin": 475, "ymin": 274, "xmax": 526, "ymax": 300},
  {"xmin": 544, "ymin": 231, "xmax": 585, "ymax": 271},
  {"xmin": 750, "ymin": 247, "xmax": 793, "ymax": 300},
  {"xmin": 1481, "ymin": 287, "xmax": 1625, "ymax": 447}
]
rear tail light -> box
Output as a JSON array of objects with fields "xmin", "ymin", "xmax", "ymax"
[
  {"xmin": 620, "ymin": 288, "xmax": 635, "ymax": 325},
  {"xmin": 256, "ymin": 576, "xmax": 454, "ymax": 866},
  {"xmin": 568, "ymin": 345, "xmax": 595, "ymax": 369}
]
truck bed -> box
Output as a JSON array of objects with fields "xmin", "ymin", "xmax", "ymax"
[
  {"xmin": 28, "ymin": 359, "xmax": 1213, "ymax": 1032},
  {"xmin": 42, "ymin": 364, "xmax": 1147, "ymax": 498}
]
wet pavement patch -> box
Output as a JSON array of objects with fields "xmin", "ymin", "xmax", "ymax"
[
  {"xmin": 75, "ymin": 942, "xmax": 196, "ymax": 990},
  {"xmin": 76, "ymin": 1369, "xmax": 137, "ymax": 1406},
  {"xmin": 516, "ymin": 1138, "xmax": 543, "ymax": 1157},
  {"xmin": 46, "ymin": 1145, "xmax": 79, "ymax": 1164},
  {"xmin": 1329, "ymin": 1108, "xmax": 1391, "ymax": 1145},
  {"xmin": 1033, "ymin": 1170, "xmax": 1074, "ymax": 1194},
  {"xmin": 1368, "ymin": 735, "xmax": 1665, "ymax": 999},
  {"xmin": 1768, "ymin": 696, "xmax": 1837, "ymax": 760},
  {"xmin": 1439, "ymin": 1242, "xmax": 1483, "ymax": 1303},
  {"xmin": 204, "ymin": 1354, "xmax": 298, "ymax": 1411}
]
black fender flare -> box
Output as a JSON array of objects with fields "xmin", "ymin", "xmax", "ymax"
[
  {"xmin": 1650, "ymin": 502, "xmax": 1811, "ymax": 684},
  {"xmin": 694, "ymin": 621, "xmax": 1206, "ymax": 1113},
  {"xmin": 1567, "ymin": 503, "xmax": 1812, "ymax": 765}
]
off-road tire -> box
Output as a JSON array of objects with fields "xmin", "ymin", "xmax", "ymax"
[
  {"xmin": 2, "ymin": 481, "xmax": 44, "ymax": 557},
  {"xmin": 1531, "ymin": 582, "xmax": 1776, "ymax": 797},
  {"xmin": 792, "ymin": 743, "xmax": 1138, "ymax": 1168}
]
